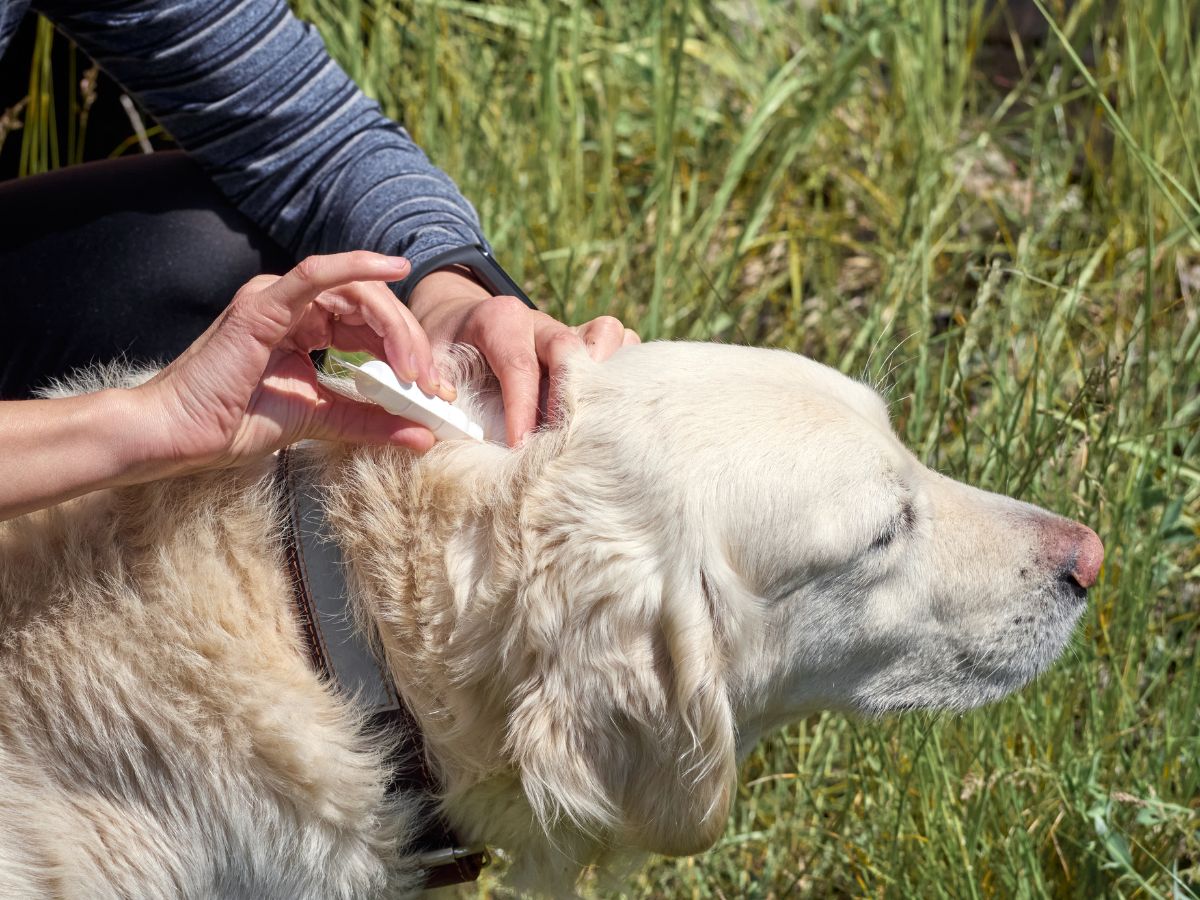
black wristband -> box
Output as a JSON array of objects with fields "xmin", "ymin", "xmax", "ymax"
[{"xmin": 397, "ymin": 244, "xmax": 535, "ymax": 309}]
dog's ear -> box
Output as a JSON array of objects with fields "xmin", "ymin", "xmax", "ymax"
[
  {"xmin": 504, "ymin": 519, "xmax": 739, "ymax": 857},
  {"xmin": 617, "ymin": 564, "xmax": 740, "ymax": 855}
]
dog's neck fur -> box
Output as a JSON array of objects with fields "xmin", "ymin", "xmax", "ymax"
[{"xmin": 313, "ymin": 424, "xmax": 589, "ymax": 877}]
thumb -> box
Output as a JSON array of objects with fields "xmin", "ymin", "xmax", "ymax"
[{"xmin": 305, "ymin": 391, "xmax": 437, "ymax": 452}]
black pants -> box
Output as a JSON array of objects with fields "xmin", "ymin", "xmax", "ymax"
[{"xmin": 0, "ymin": 152, "xmax": 294, "ymax": 399}]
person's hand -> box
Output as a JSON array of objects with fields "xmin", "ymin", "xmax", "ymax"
[
  {"xmin": 408, "ymin": 270, "xmax": 640, "ymax": 446},
  {"xmin": 136, "ymin": 251, "xmax": 448, "ymax": 473}
]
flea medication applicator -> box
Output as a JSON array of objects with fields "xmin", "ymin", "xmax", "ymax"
[{"xmin": 343, "ymin": 359, "xmax": 484, "ymax": 442}]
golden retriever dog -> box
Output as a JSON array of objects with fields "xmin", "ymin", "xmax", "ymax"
[{"xmin": 0, "ymin": 342, "xmax": 1102, "ymax": 897}]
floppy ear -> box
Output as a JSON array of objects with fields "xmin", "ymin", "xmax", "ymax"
[{"xmin": 504, "ymin": 522, "xmax": 738, "ymax": 857}]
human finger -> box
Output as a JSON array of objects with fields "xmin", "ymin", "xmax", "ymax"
[
  {"xmin": 249, "ymin": 252, "xmax": 411, "ymax": 346},
  {"xmin": 324, "ymin": 321, "xmax": 388, "ymax": 360},
  {"xmin": 573, "ymin": 315, "xmax": 627, "ymax": 361},
  {"xmin": 535, "ymin": 320, "xmax": 587, "ymax": 426},
  {"xmin": 623, "ymin": 328, "xmax": 641, "ymax": 346},
  {"xmin": 464, "ymin": 296, "xmax": 543, "ymax": 446},
  {"xmin": 304, "ymin": 279, "xmax": 452, "ymax": 401},
  {"xmin": 361, "ymin": 281, "xmax": 454, "ymax": 402},
  {"xmin": 239, "ymin": 273, "xmax": 283, "ymax": 295},
  {"xmin": 306, "ymin": 388, "xmax": 437, "ymax": 451}
]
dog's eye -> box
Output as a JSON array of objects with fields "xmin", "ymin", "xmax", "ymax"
[
  {"xmin": 868, "ymin": 524, "xmax": 898, "ymax": 552},
  {"xmin": 868, "ymin": 501, "xmax": 914, "ymax": 552}
]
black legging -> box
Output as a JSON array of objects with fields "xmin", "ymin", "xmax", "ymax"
[{"xmin": 0, "ymin": 152, "xmax": 295, "ymax": 398}]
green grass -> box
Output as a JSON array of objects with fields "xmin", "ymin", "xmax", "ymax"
[{"xmin": 9, "ymin": 0, "xmax": 1199, "ymax": 895}]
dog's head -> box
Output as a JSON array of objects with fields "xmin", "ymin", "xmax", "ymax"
[{"xmin": 337, "ymin": 341, "xmax": 1101, "ymax": 871}]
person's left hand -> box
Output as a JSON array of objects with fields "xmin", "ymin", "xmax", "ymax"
[{"xmin": 408, "ymin": 270, "xmax": 640, "ymax": 446}]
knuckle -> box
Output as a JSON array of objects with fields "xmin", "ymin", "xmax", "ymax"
[
  {"xmin": 346, "ymin": 249, "xmax": 377, "ymax": 270},
  {"xmin": 498, "ymin": 350, "xmax": 540, "ymax": 379},
  {"xmin": 292, "ymin": 255, "xmax": 323, "ymax": 284},
  {"xmin": 243, "ymin": 274, "xmax": 279, "ymax": 293},
  {"xmin": 486, "ymin": 294, "xmax": 530, "ymax": 317},
  {"xmin": 591, "ymin": 315, "xmax": 624, "ymax": 335},
  {"xmin": 547, "ymin": 329, "xmax": 584, "ymax": 356},
  {"xmin": 232, "ymin": 276, "xmax": 277, "ymax": 306}
]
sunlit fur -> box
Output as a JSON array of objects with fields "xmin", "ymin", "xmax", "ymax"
[{"xmin": 0, "ymin": 343, "xmax": 1089, "ymax": 896}]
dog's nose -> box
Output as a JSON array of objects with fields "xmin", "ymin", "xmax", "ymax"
[{"xmin": 1050, "ymin": 522, "xmax": 1104, "ymax": 589}]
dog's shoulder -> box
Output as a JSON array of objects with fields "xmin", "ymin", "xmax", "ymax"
[{"xmin": 0, "ymin": 452, "xmax": 423, "ymax": 896}]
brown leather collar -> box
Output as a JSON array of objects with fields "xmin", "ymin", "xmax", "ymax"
[{"xmin": 276, "ymin": 446, "xmax": 488, "ymax": 889}]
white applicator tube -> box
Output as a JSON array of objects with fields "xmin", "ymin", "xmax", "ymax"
[{"xmin": 342, "ymin": 359, "xmax": 484, "ymax": 442}]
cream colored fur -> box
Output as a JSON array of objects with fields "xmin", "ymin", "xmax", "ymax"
[{"xmin": 0, "ymin": 343, "xmax": 1092, "ymax": 896}]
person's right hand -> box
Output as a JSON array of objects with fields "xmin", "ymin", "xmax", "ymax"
[
  {"xmin": 135, "ymin": 251, "xmax": 447, "ymax": 474},
  {"xmin": 408, "ymin": 270, "xmax": 639, "ymax": 446}
]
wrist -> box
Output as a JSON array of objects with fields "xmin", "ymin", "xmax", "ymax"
[
  {"xmin": 407, "ymin": 269, "xmax": 492, "ymax": 336},
  {"xmin": 92, "ymin": 387, "xmax": 178, "ymax": 488}
]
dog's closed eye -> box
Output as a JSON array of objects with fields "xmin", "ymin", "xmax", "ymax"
[
  {"xmin": 867, "ymin": 526, "xmax": 898, "ymax": 552},
  {"xmin": 868, "ymin": 501, "xmax": 915, "ymax": 552}
]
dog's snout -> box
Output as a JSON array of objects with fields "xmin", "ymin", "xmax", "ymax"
[{"xmin": 1049, "ymin": 522, "xmax": 1104, "ymax": 589}]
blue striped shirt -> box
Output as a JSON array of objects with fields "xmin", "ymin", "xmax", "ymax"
[{"xmin": 0, "ymin": 0, "xmax": 488, "ymax": 276}]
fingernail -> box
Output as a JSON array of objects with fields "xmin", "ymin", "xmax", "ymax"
[
  {"xmin": 426, "ymin": 364, "xmax": 441, "ymax": 390},
  {"xmin": 404, "ymin": 353, "xmax": 420, "ymax": 383}
]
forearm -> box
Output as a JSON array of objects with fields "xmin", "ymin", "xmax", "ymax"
[
  {"xmin": 0, "ymin": 390, "xmax": 164, "ymax": 521},
  {"xmin": 35, "ymin": 0, "xmax": 487, "ymax": 271}
]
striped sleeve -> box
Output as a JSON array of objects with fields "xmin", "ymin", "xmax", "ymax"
[
  {"xmin": 32, "ymin": 0, "xmax": 489, "ymax": 276},
  {"xmin": 0, "ymin": 3, "xmax": 28, "ymax": 57}
]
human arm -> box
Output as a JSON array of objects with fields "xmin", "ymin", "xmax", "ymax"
[
  {"xmin": 0, "ymin": 252, "xmax": 442, "ymax": 522},
  {"xmin": 0, "ymin": 389, "xmax": 163, "ymax": 522},
  {"xmin": 32, "ymin": 0, "xmax": 485, "ymax": 271}
]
